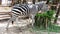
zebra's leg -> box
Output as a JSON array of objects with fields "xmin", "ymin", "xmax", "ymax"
[
  {"xmin": 15, "ymin": 16, "xmax": 20, "ymax": 27},
  {"xmin": 6, "ymin": 14, "xmax": 14, "ymax": 30},
  {"xmin": 32, "ymin": 15, "xmax": 35, "ymax": 27},
  {"xmin": 11, "ymin": 14, "xmax": 14, "ymax": 24},
  {"xmin": 30, "ymin": 14, "xmax": 35, "ymax": 27},
  {"xmin": 6, "ymin": 18, "xmax": 12, "ymax": 30}
]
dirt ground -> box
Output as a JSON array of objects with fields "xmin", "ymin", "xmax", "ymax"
[{"xmin": 0, "ymin": 19, "xmax": 60, "ymax": 34}]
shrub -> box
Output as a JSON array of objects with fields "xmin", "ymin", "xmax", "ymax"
[{"xmin": 34, "ymin": 10, "xmax": 55, "ymax": 29}]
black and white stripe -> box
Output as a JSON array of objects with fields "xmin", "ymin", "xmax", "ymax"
[
  {"xmin": 11, "ymin": 2, "xmax": 49, "ymax": 17},
  {"xmin": 12, "ymin": 4, "xmax": 29, "ymax": 16}
]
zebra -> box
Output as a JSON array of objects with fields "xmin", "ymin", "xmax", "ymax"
[{"xmin": 6, "ymin": 2, "xmax": 49, "ymax": 30}]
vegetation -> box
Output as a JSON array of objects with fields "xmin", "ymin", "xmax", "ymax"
[
  {"xmin": 33, "ymin": 10, "xmax": 60, "ymax": 32},
  {"xmin": 33, "ymin": 24, "xmax": 60, "ymax": 33},
  {"xmin": 34, "ymin": 10, "xmax": 55, "ymax": 28}
]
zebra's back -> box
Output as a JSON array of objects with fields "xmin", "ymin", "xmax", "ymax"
[{"xmin": 12, "ymin": 4, "xmax": 30, "ymax": 16}]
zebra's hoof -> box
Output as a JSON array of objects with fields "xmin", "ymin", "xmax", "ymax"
[{"xmin": 6, "ymin": 28, "xmax": 9, "ymax": 31}]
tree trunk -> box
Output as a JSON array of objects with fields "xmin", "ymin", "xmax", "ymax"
[
  {"xmin": 54, "ymin": 5, "xmax": 60, "ymax": 23},
  {"xmin": 23, "ymin": 0, "xmax": 27, "ymax": 4},
  {"xmin": 46, "ymin": 0, "xmax": 50, "ymax": 4},
  {"xmin": 52, "ymin": 0, "xmax": 59, "ymax": 5},
  {"xmin": 0, "ymin": 0, "xmax": 1, "ymax": 5},
  {"xmin": 32, "ymin": 0, "xmax": 35, "ymax": 4},
  {"xmin": 38, "ymin": 0, "xmax": 40, "ymax": 2}
]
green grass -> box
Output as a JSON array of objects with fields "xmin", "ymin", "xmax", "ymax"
[
  {"xmin": 47, "ymin": 24, "xmax": 60, "ymax": 32},
  {"xmin": 33, "ymin": 23, "xmax": 60, "ymax": 33}
]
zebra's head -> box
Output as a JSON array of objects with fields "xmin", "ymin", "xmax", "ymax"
[{"xmin": 35, "ymin": 1, "xmax": 49, "ymax": 12}]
